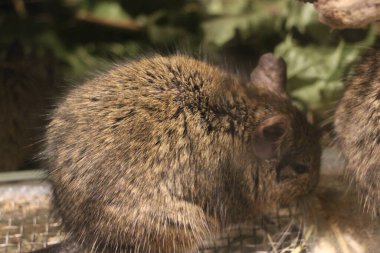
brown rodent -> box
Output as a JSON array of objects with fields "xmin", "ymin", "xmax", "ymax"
[
  {"xmin": 41, "ymin": 53, "xmax": 320, "ymax": 253},
  {"xmin": 0, "ymin": 41, "xmax": 58, "ymax": 171},
  {"xmin": 334, "ymin": 46, "xmax": 380, "ymax": 215}
]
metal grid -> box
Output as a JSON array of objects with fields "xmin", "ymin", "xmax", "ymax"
[
  {"xmin": 0, "ymin": 214, "xmax": 63, "ymax": 253},
  {"xmin": 198, "ymin": 212, "xmax": 308, "ymax": 253},
  {"xmin": 0, "ymin": 182, "xmax": 309, "ymax": 253},
  {"xmin": 0, "ymin": 182, "xmax": 64, "ymax": 253}
]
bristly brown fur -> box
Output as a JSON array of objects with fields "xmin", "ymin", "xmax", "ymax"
[
  {"xmin": 42, "ymin": 54, "xmax": 320, "ymax": 253},
  {"xmin": 334, "ymin": 46, "xmax": 380, "ymax": 216}
]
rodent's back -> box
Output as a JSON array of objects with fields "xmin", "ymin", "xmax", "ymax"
[
  {"xmin": 334, "ymin": 48, "xmax": 380, "ymax": 214},
  {"xmin": 46, "ymin": 55, "xmax": 249, "ymax": 252}
]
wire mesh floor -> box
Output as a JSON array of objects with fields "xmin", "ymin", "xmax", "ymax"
[
  {"xmin": 3, "ymin": 148, "xmax": 380, "ymax": 253},
  {"xmin": 0, "ymin": 182, "xmax": 64, "ymax": 252},
  {"xmin": 0, "ymin": 181, "xmax": 309, "ymax": 253}
]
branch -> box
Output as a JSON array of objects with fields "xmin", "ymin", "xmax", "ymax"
[
  {"xmin": 300, "ymin": 0, "xmax": 380, "ymax": 29},
  {"xmin": 75, "ymin": 11, "xmax": 142, "ymax": 31}
]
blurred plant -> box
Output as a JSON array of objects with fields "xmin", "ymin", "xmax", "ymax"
[
  {"xmin": 0, "ymin": 0, "xmax": 377, "ymax": 115},
  {"xmin": 0, "ymin": 0, "xmax": 202, "ymax": 78},
  {"xmin": 200, "ymin": 0, "xmax": 377, "ymax": 114}
]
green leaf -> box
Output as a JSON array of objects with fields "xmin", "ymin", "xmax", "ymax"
[
  {"xmin": 275, "ymin": 27, "xmax": 376, "ymax": 110},
  {"xmin": 284, "ymin": 2, "xmax": 319, "ymax": 32},
  {"xmin": 202, "ymin": 0, "xmax": 251, "ymax": 15},
  {"xmin": 91, "ymin": 1, "xmax": 131, "ymax": 21}
]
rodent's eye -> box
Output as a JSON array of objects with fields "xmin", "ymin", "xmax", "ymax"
[{"xmin": 292, "ymin": 163, "xmax": 309, "ymax": 174}]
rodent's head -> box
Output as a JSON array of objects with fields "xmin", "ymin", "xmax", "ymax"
[
  {"xmin": 236, "ymin": 54, "xmax": 321, "ymax": 211},
  {"xmin": 248, "ymin": 110, "xmax": 321, "ymax": 209}
]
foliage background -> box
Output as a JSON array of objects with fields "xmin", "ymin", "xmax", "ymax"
[{"xmin": 1, "ymin": 0, "xmax": 378, "ymax": 124}]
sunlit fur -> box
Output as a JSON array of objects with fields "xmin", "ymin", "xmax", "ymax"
[
  {"xmin": 43, "ymin": 54, "xmax": 320, "ymax": 253},
  {"xmin": 334, "ymin": 47, "xmax": 380, "ymax": 216}
]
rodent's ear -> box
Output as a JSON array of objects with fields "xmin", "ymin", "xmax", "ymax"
[
  {"xmin": 249, "ymin": 53, "xmax": 287, "ymax": 97},
  {"xmin": 253, "ymin": 115, "xmax": 289, "ymax": 160}
]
